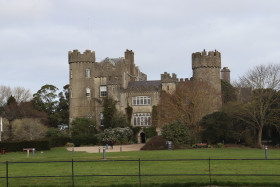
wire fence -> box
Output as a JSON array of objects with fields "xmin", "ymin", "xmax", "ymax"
[{"xmin": 1, "ymin": 158, "xmax": 280, "ymax": 187}]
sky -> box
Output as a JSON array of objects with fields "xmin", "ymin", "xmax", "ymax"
[{"xmin": 1, "ymin": 0, "xmax": 280, "ymax": 94}]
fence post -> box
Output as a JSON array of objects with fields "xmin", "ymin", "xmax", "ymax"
[
  {"xmin": 139, "ymin": 158, "xmax": 141, "ymax": 187},
  {"xmin": 209, "ymin": 158, "xmax": 211, "ymax": 186},
  {"xmin": 6, "ymin": 161, "xmax": 8, "ymax": 187},
  {"xmin": 72, "ymin": 159, "xmax": 74, "ymax": 187},
  {"xmin": 265, "ymin": 146, "xmax": 268, "ymax": 159}
]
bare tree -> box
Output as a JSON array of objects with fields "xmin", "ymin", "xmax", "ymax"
[
  {"xmin": 12, "ymin": 86, "xmax": 32, "ymax": 103},
  {"xmin": 0, "ymin": 85, "xmax": 12, "ymax": 106},
  {"xmin": 0, "ymin": 85, "xmax": 32, "ymax": 106},
  {"xmin": 229, "ymin": 64, "xmax": 280, "ymax": 148},
  {"xmin": 158, "ymin": 80, "xmax": 219, "ymax": 142}
]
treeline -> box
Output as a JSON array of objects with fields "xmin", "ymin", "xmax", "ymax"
[{"xmin": 0, "ymin": 84, "xmax": 69, "ymax": 142}]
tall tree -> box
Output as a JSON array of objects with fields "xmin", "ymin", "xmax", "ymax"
[
  {"xmin": 158, "ymin": 80, "xmax": 219, "ymax": 142},
  {"xmin": 32, "ymin": 84, "xmax": 58, "ymax": 114},
  {"xmin": 7, "ymin": 95, "xmax": 17, "ymax": 106},
  {"xmin": 55, "ymin": 84, "xmax": 70, "ymax": 127},
  {"xmin": 227, "ymin": 64, "xmax": 280, "ymax": 148},
  {"xmin": 32, "ymin": 84, "xmax": 59, "ymax": 127}
]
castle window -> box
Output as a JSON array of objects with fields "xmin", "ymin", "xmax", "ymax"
[
  {"xmin": 133, "ymin": 113, "xmax": 151, "ymax": 126},
  {"xmin": 70, "ymin": 88, "xmax": 73, "ymax": 98},
  {"xmin": 133, "ymin": 97, "xmax": 137, "ymax": 105},
  {"xmin": 86, "ymin": 88, "xmax": 91, "ymax": 97},
  {"xmin": 100, "ymin": 112, "xmax": 104, "ymax": 126},
  {"xmin": 85, "ymin": 68, "xmax": 91, "ymax": 78},
  {"xmin": 70, "ymin": 69, "xmax": 73, "ymax": 79},
  {"xmin": 132, "ymin": 96, "xmax": 151, "ymax": 106},
  {"xmin": 100, "ymin": 86, "xmax": 107, "ymax": 97}
]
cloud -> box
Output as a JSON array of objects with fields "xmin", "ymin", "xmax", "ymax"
[
  {"xmin": 1, "ymin": 0, "xmax": 280, "ymax": 93},
  {"xmin": 0, "ymin": 0, "xmax": 52, "ymax": 22}
]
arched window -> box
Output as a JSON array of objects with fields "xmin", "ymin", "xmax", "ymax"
[
  {"xmin": 85, "ymin": 68, "xmax": 91, "ymax": 78},
  {"xmin": 86, "ymin": 88, "xmax": 91, "ymax": 97}
]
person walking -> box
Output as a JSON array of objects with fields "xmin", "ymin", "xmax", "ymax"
[{"xmin": 110, "ymin": 140, "xmax": 114, "ymax": 149}]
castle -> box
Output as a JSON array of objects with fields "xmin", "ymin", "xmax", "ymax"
[{"xmin": 68, "ymin": 49, "xmax": 230, "ymax": 143}]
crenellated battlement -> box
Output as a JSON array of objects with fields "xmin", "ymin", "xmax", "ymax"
[
  {"xmin": 125, "ymin": 49, "xmax": 134, "ymax": 54},
  {"xmin": 192, "ymin": 49, "xmax": 221, "ymax": 58},
  {"xmin": 69, "ymin": 49, "xmax": 96, "ymax": 63},
  {"xmin": 177, "ymin": 78, "xmax": 191, "ymax": 84},
  {"xmin": 192, "ymin": 49, "xmax": 221, "ymax": 70},
  {"xmin": 161, "ymin": 72, "xmax": 178, "ymax": 83}
]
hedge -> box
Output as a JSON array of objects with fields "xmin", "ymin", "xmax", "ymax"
[
  {"xmin": 48, "ymin": 137, "xmax": 72, "ymax": 147},
  {"xmin": 0, "ymin": 140, "xmax": 50, "ymax": 152},
  {"xmin": 73, "ymin": 135, "xmax": 98, "ymax": 147}
]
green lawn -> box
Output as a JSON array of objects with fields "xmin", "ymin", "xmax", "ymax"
[{"xmin": 0, "ymin": 147, "xmax": 280, "ymax": 186}]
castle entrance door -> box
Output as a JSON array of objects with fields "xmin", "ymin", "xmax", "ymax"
[{"xmin": 140, "ymin": 132, "xmax": 146, "ymax": 143}]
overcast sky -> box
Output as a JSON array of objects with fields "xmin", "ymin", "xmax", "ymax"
[{"xmin": 1, "ymin": 0, "xmax": 280, "ymax": 94}]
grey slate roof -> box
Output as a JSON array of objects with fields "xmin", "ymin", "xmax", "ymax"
[
  {"xmin": 128, "ymin": 80, "xmax": 161, "ymax": 88},
  {"xmin": 99, "ymin": 57, "xmax": 124, "ymax": 66}
]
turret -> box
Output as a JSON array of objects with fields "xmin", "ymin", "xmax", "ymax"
[
  {"xmin": 221, "ymin": 67, "xmax": 231, "ymax": 83},
  {"xmin": 125, "ymin": 49, "xmax": 136, "ymax": 80},
  {"xmin": 68, "ymin": 49, "xmax": 96, "ymax": 125},
  {"xmin": 192, "ymin": 49, "xmax": 222, "ymax": 110}
]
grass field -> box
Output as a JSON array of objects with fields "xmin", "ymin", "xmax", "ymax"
[{"xmin": 0, "ymin": 147, "xmax": 280, "ymax": 186}]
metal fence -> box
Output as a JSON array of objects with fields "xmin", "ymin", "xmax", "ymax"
[{"xmin": 1, "ymin": 158, "xmax": 280, "ymax": 187}]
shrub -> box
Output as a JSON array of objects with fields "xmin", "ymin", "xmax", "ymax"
[
  {"xmin": 200, "ymin": 112, "xmax": 238, "ymax": 144},
  {"xmin": 216, "ymin": 143, "xmax": 224, "ymax": 148},
  {"xmin": 12, "ymin": 118, "xmax": 47, "ymax": 141},
  {"xmin": 141, "ymin": 136, "xmax": 182, "ymax": 150},
  {"xmin": 45, "ymin": 127, "xmax": 69, "ymax": 138},
  {"xmin": 98, "ymin": 127, "xmax": 133, "ymax": 144},
  {"xmin": 48, "ymin": 137, "xmax": 72, "ymax": 147},
  {"xmin": 141, "ymin": 136, "xmax": 167, "ymax": 150},
  {"xmin": 73, "ymin": 134, "xmax": 98, "ymax": 147},
  {"xmin": 143, "ymin": 126, "xmax": 157, "ymax": 139},
  {"xmin": 65, "ymin": 142, "xmax": 74, "ymax": 147},
  {"xmin": 241, "ymin": 128, "xmax": 255, "ymax": 146},
  {"xmin": 161, "ymin": 121, "xmax": 190, "ymax": 145},
  {"xmin": 70, "ymin": 118, "xmax": 97, "ymax": 137}
]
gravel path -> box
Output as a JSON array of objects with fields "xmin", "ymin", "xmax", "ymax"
[{"xmin": 66, "ymin": 144, "xmax": 144, "ymax": 153}]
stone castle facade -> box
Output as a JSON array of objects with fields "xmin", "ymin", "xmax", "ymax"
[{"xmin": 68, "ymin": 49, "xmax": 230, "ymax": 143}]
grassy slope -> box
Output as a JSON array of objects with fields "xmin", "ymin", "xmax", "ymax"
[{"xmin": 0, "ymin": 147, "xmax": 280, "ymax": 186}]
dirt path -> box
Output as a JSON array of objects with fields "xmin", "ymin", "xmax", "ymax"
[{"xmin": 66, "ymin": 144, "xmax": 144, "ymax": 153}]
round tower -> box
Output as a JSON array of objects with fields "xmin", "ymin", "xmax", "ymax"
[
  {"xmin": 68, "ymin": 49, "xmax": 96, "ymax": 124},
  {"xmin": 192, "ymin": 49, "xmax": 222, "ymax": 110}
]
